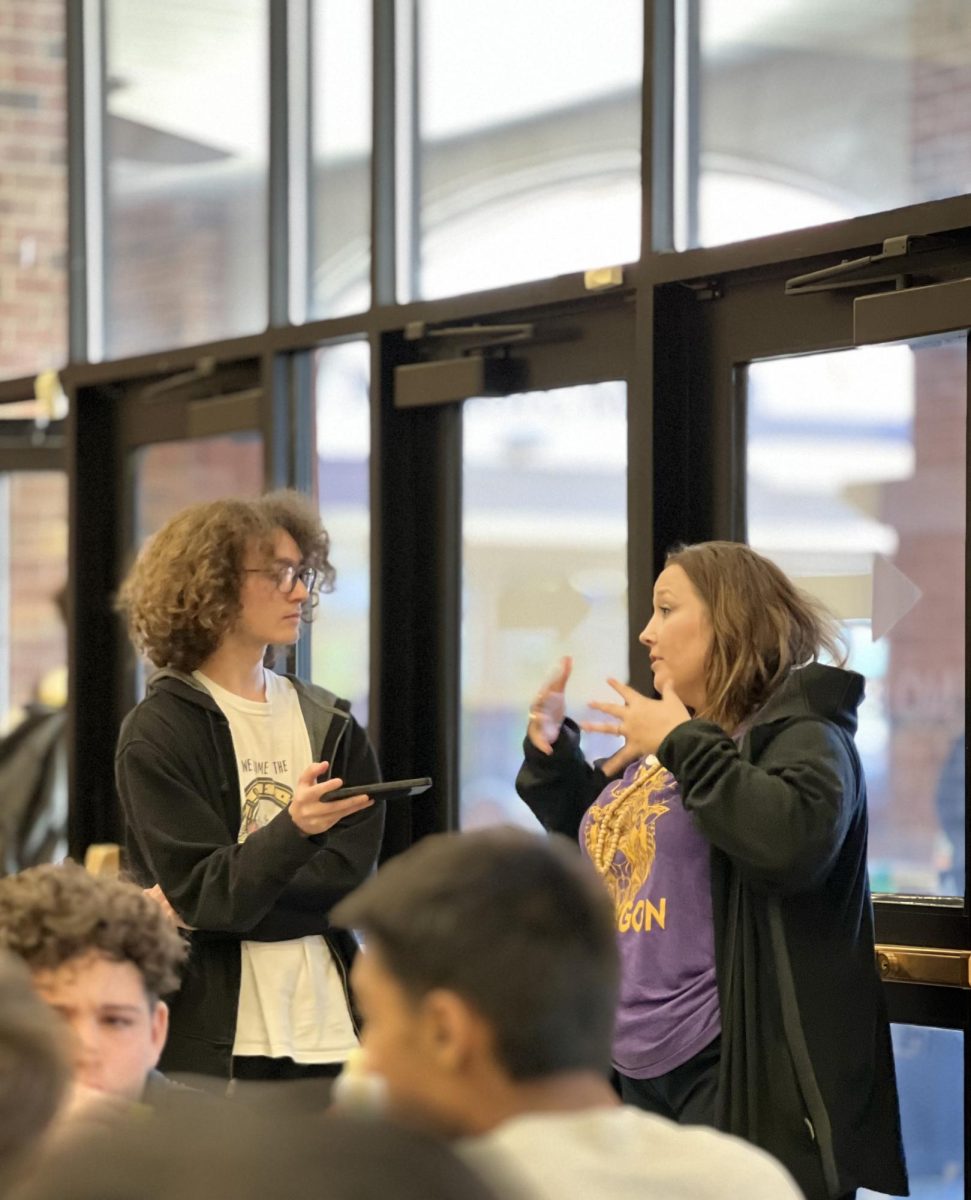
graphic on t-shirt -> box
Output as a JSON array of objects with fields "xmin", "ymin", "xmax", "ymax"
[
  {"xmin": 240, "ymin": 775, "xmax": 294, "ymax": 841},
  {"xmin": 584, "ymin": 758, "xmax": 673, "ymax": 914}
]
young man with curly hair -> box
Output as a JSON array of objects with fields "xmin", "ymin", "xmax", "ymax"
[
  {"xmin": 0, "ymin": 863, "xmax": 185, "ymax": 1103},
  {"xmin": 115, "ymin": 490, "xmax": 384, "ymax": 1086}
]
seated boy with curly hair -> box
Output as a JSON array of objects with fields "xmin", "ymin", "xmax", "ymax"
[{"xmin": 0, "ymin": 862, "xmax": 186, "ymax": 1103}]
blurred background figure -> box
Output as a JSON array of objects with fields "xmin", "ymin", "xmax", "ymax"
[
  {"xmin": 0, "ymin": 583, "xmax": 68, "ymax": 874},
  {"xmin": 0, "ymin": 951, "xmax": 71, "ymax": 1193},
  {"xmin": 11, "ymin": 1103, "xmax": 505, "ymax": 1200}
]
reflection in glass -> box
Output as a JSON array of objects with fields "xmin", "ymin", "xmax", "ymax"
[
  {"xmin": 460, "ymin": 383, "xmax": 627, "ymax": 829},
  {"xmin": 0, "ymin": 472, "xmax": 68, "ymax": 731},
  {"xmin": 310, "ymin": 1, "xmax": 371, "ymax": 318},
  {"xmin": 862, "ymin": 1025, "xmax": 963, "ymax": 1200},
  {"xmin": 415, "ymin": 0, "xmax": 641, "ymax": 299},
  {"xmin": 682, "ymin": 1, "xmax": 971, "ymax": 249},
  {"xmin": 313, "ymin": 342, "xmax": 370, "ymax": 722},
  {"xmin": 105, "ymin": 0, "xmax": 268, "ymax": 358},
  {"xmin": 746, "ymin": 342, "xmax": 966, "ymax": 895},
  {"xmin": 133, "ymin": 433, "xmax": 264, "ymax": 542}
]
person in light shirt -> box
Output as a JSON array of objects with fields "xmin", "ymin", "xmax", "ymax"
[
  {"xmin": 115, "ymin": 490, "xmax": 384, "ymax": 1085},
  {"xmin": 332, "ymin": 826, "xmax": 804, "ymax": 1200}
]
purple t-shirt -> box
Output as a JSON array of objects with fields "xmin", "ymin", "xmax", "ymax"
[{"xmin": 579, "ymin": 755, "xmax": 720, "ymax": 1078}]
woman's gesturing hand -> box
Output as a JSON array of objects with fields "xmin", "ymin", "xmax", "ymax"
[
  {"xmin": 288, "ymin": 760, "xmax": 375, "ymax": 837},
  {"xmin": 581, "ymin": 678, "xmax": 691, "ymax": 776},
  {"xmin": 526, "ymin": 656, "xmax": 573, "ymax": 755}
]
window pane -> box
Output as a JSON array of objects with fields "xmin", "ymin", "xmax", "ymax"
[
  {"xmin": 0, "ymin": 472, "xmax": 67, "ymax": 730},
  {"xmin": 415, "ymin": 0, "xmax": 641, "ymax": 300},
  {"xmin": 862, "ymin": 1025, "xmax": 963, "ymax": 1200},
  {"xmin": 105, "ymin": 0, "xmax": 268, "ymax": 358},
  {"xmin": 310, "ymin": 1, "xmax": 371, "ymax": 318},
  {"xmin": 746, "ymin": 342, "xmax": 965, "ymax": 896},
  {"xmin": 133, "ymin": 433, "xmax": 264, "ymax": 541},
  {"xmin": 461, "ymin": 383, "xmax": 628, "ymax": 829},
  {"xmin": 0, "ymin": 0, "xmax": 68, "ymax": 381},
  {"xmin": 312, "ymin": 342, "xmax": 370, "ymax": 721},
  {"xmin": 682, "ymin": 1, "xmax": 971, "ymax": 249}
]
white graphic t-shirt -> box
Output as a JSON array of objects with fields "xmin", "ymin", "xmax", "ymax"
[{"xmin": 193, "ymin": 669, "xmax": 358, "ymax": 1064}]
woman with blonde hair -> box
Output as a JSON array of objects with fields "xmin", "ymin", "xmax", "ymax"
[{"xmin": 517, "ymin": 541, "xmax": 906, "ymax": 1200}]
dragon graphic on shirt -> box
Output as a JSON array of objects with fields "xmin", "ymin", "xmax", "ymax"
[
  {"xmin": 584, "ymin": 758, "xmax": 673, "ymax": 911},
  {"xmin": 240, "ymin": 776, "xmax": 293, "ymax": 841}
]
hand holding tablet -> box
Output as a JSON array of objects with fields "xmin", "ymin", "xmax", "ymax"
[{"xmin": 322, "ymin": 777, "xmax": 432, "ymax": 802}]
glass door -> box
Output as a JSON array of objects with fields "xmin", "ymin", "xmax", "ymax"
[
  {"xmin": 663, "ymin": 247, "xmax": 971, "ymax": 1200},
  {"xmin": 377, "ymin": 295, "xmax": 638, "ymax": 845}
]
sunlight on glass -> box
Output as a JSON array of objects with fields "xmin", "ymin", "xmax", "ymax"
[
  {"xmin": 311, "ymin": 0, "xmax": 371, "ymax": 318},
  {"xmin": 460, "ymin": 383, "xmax": 627, "ymax": 829},
  {"xmin": 105, "ymin": 0, "xmax": 268, "ymax": 356},
  {"xmin": 682, "ymin": 0, "xmax": 971, "ymax": 249},
  {"xmin": 314, "ymin": 341, "xmax": 370, "ymax": 721},
  {"xmin": 747, "ymin": 342, "xmax": 965, "ymax": 896},
  {"xmin": 416, "ymin": 0, "xmax": 641, "ymax": 298}
]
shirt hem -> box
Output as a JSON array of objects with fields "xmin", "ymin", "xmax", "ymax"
[
  {"xmin": 613, "ymin": 1017, "xmax": 721, "ymax": 1080},
  {"xmin": 231, "ymin": 1043, "xmax": 358, "ymax": 1065}
]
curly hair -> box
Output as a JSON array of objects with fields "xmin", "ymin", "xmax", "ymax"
[
  {"xmin": 0, "ymin": 863, "xmax": 187, "ymax": 1000},
  {"xmin": 665, "ymin": 541, "xmax": 847, "ymax": 732},
  {"xmin": 116, "ymin": 489, "xmax": 335, "ymax": 672}
]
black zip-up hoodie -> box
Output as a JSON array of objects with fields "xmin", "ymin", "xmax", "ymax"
[
  {"xmin": 516, "ymin": 663, "xmax": 907, "ymax": 1200},
  {"xmin": 115, "ymin": 669, "xmax": 385, "ymax": 1079}
]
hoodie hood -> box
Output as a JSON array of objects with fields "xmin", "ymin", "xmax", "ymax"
[
  {"xmin": 755, "ymin": 662, "xmax": 864, "ymax": 735},
  {"xmin": 144, "ymin": 667, "xmax": 223, "ymax": 711}
]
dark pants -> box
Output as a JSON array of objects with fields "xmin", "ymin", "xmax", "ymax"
[
  {"xmin": 617, "ymin": 1034, "xmax": 721, "ymax": 1125},
  {"xmin": 227, "ymin": 1056, "xmax": 344, "ymax": 1112},
  {"xmin": 617, "ymin": 1037, "xmax": 857, "ymax": 1200},
  {"xmin": 231, "ymin": 1055, "xmax": 344, "ymax": 1082}
]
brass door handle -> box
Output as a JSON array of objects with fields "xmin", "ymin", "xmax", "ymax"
[{"xmin": 875, "ymin": 944, "xmax": 971, "ymax": 988}]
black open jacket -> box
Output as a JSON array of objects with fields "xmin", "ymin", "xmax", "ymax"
[
  {"xmin": 116, "ymin": 669, "xmax": 385, "ymax": 1079},
  {"xmin": 516, "ymin": 664, "xmax": 907, "ymax": 1200}
]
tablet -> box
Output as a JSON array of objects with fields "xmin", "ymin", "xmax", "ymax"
[{"xmin": 322, "ymin": 777, "xmax": 432, "ymax": 802}]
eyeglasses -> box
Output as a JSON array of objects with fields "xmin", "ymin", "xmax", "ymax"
[{"xmin": 243, "ymin": 561, "xmax": 318, "ymax": 596}]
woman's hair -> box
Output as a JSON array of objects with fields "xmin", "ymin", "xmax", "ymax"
[
  {"xmin": 116, "ymin": 489, "xmax": 335, "ymax": 672},
  {"xmin": 0, "ymin": 862, "xmax": 187, "ymax": 1000},
  {"xmin": 665, "ymin": 540, "xmax": 847, "ymax": 730}
]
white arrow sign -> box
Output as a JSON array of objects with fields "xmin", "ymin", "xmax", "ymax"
[{"xmin": 871, "ymin": 554, "xmax": 922, "ymax": 642}]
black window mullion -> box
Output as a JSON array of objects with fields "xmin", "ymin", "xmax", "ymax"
[
  {"xmin": 372, "ymin": 0, "xmax": 397, "ymax": 307},
  {"xmin": 67, "ymin": 0, "xmax": 107, "ymax": 364}
]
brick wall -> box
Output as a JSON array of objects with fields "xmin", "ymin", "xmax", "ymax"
[
  {"xmin": 0, "ymin": 0, "xmax": 66, "ymax": 380},
  {"xmin": 134, "ymin": 435, "xmax": 264, "ymax": 542},
  {"xmin": 0, "ymin": 1, "xmax": 67, "ymax": 726},
  {"xmin": 5, "ymin": 471, "xmax": 67, "ymax": 720}
]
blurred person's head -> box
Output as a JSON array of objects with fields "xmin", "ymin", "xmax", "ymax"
[
  {"xmin": 331, "ymin": 827, "xmax": 619, "ymax": 1136},
  {"xmin": 116, "ymin": 490, "xmax": 335, "ymax": 671},
  {"xmin": 0, "ymin": 951, "xmax": 70, "ymax": 1189},
  {"xmin": 11, "ymin": 1103, "xmax": 504, "ymax": 1200},
  {"xmin": 644, "ymin": 540, "xmax": 846, "ymax": 730},
  {"xmin": 0, "ymin": 863, "xmax": 186, "ymax": 1101}
]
